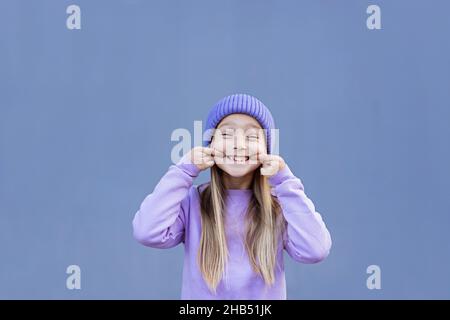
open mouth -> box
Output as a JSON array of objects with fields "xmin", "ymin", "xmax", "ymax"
[{"xmin": 226, "ymin": 155, "xmax": 250, "ymax": 164}]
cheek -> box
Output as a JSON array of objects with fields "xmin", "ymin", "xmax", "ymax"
[
  {"xmin": 211, "ymin": 137, "xmax": 225, "ymax": 152},
  {"xmin": 247, "ymin": 140, "xmax": 266, "ymax": 155},
  {"xmin": 213, "ymin": 138, "xmax": 235, "ymax": 154}
]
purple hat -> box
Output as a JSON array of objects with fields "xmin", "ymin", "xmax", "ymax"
[{"xmin": 203, "ymin": 94, "xmax": 276, "ymax": 153}]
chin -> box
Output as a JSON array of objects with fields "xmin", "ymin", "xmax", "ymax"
[{"xmin": 216, "ymin": 163, "xmax": 259, "ymax": 178}]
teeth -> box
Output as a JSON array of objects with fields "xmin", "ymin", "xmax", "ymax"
[{"xmin": 226, "ymin": 155, "xmax": 249, "ymax": 163}]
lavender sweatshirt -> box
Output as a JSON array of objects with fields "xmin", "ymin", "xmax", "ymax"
[{"xmin": 132, "ymin": 160, "xmax": 332, "ymax": 299}]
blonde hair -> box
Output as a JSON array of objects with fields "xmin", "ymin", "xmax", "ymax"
[{"xmin": 198, "ymin": 166, "xmax": 285, "ymax": 293}]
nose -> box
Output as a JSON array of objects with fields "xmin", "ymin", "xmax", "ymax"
[{"xmin": 234, "ymin": 132, "xmax": 247, "ymax": 151}]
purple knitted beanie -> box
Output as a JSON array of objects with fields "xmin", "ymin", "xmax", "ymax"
[{"xmin": 203, "ymin": 93, "xmax": 276, "ymax": 153}]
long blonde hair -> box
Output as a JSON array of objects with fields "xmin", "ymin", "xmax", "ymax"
[{"xmin": 198, "ymin": 166, "xmax": 285, "ymax": 293}]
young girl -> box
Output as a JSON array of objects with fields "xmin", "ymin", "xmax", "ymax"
[{"xmin": 132, "ymin": 93, "xmax": 332, "ymax": 299}]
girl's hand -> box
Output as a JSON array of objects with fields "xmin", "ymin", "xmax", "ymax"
[
  {"xmin": 188, "ymin": 147, "xmax": 223, "ymax": 171},
  {"xmin": 259, "ymin": 154, "xmax": 286, "ymax": 177}
]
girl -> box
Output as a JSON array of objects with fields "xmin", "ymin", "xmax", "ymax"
[{"xmin": 132, "ymin": 94, "xmax": 332, "ymax": 299}]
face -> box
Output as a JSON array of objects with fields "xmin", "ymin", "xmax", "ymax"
[{"xmin": 210, "ymin": 114, "xmax": 267, "ymax": 178}]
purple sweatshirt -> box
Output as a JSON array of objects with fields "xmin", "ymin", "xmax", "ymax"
[{"xmin": 132, "ymin": 160, "xmax": 332, "ymax": 299}]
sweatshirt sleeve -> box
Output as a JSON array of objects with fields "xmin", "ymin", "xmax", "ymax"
[
  {"xmin": 132, "ymin": 157, "xmax": 200, "ymax": 249},
  {"xmin": 269, "ymin": 165, "xmax": 332, "ymax": 264}
]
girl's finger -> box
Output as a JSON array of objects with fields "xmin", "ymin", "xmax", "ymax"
[
  {"xmin": 258, "ymin": 153, "xmax": 271, "ymax": 163},
  {"xmin": 260, "ymin": 166, "xmax": 274, "ymax": 176},
  {"xmin": 269, "ymin": 160, "xmax": 280, "ymax": 171},
  {"xmin": 202, "ymin": 147, "xmax": 215, "ymax": 155},
  {"xmin": 212, "ymin": 149, "xmax": 225, "ymax": 157},
  {"xmin": 213, "ymin": 152, "xmax": 226, "ymax": 165},
  {"xmin": 203, "ymin": 155, "xmax": 213, "ymax": 162},
  {"xmin": 261, "ymin": 157, "xmax": 281, "ymax": 175}
]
